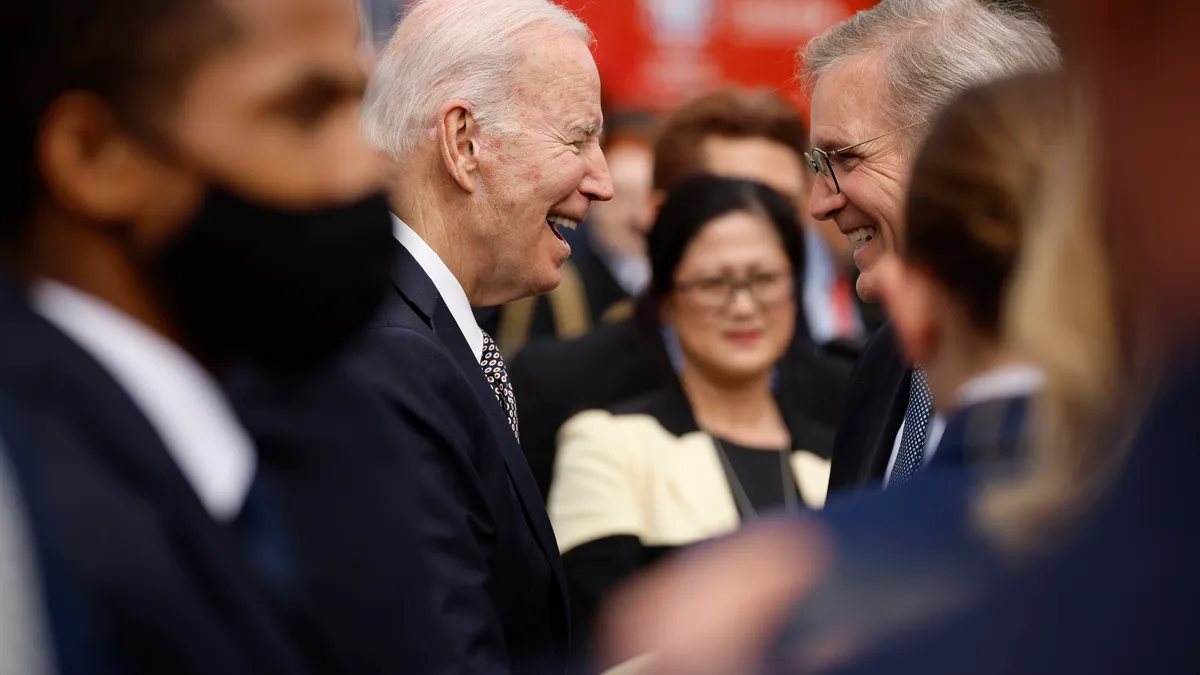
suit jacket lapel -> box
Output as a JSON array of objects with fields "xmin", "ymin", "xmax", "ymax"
[
  {"xmin": 864, "ymin": 326, "xmax": 913, "ymax": 484},
  {"xmin": 0, "ymin": 290, "xmax": 303, "ymax": 674},
  {"xmin": 430, "ymin": 302, "xmax": 565, "ymax": 575},
  {"xmin": 389, "ymin": 249, "xmax": 567, "ymax": 592}
]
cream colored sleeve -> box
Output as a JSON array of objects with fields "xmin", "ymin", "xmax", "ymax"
[{"xmin": 548, "ymin": 410, "xmax": 646, "ymax": 554}]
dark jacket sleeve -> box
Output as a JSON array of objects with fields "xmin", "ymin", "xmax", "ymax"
[{"xmin": 347, "ymin": 327, "xmax": 513, "ymax": 675}]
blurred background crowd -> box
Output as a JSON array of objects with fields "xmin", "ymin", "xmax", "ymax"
[{"xmin": 1, "ymin": 0, "xmax": 1197, "ymax": 674}]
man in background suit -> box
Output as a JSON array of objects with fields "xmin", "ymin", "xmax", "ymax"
[
  {"xmin": 511, "ymin": 87, "xmax": 856, "ymax": 500},
  {"xmin": 807, "ymin": 0, "xmax": 1059, "ymax": 493},
  {"xmin": 353, "ymin": 1, "xmax": 613, "ymax": 672},
  {"xmin": 0, "ymin": 0, "xmax": 440, "ymax": 672}
]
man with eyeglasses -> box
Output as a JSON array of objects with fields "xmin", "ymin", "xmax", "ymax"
[{"xmin": 801, "ymin": 0, "xmax": 1059, "ymax": 493}]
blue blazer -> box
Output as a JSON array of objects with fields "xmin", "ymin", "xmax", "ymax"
[
  {"xmin": 0, "ymin": 279, "xmax": 440, "ymax": 675},
  {"xmin": 769, "ymin": 396, "xmax": 1032, "ymax": 669},
  {"xmin": 817, "ymin": 357, "xmax": 1200, "ymax": 675},
  {"xmin": 344, "ymin": 243, "xmax": 570, "ymax": 674}
]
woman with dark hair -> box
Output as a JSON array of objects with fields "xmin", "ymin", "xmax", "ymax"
[{"xmin": 547, "ymin": 173, "xmax": 835, "ymax": 641}]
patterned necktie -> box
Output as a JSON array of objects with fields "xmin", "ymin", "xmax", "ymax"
[
  {"xmin": 480, "ymin": 332, "xmax": 520, "ymax": 441},
  {"xmin": 890, "ymin": 368, "xmax": 934, "ymax": 486}
]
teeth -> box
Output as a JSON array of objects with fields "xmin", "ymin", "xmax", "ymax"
[
  {"xmin": 846, "ymin": 227, "xmax": 877, "ymax": 248},
  {"xmin": 547, "ymin": 215, "xmax": 580, "ymax": 230}
]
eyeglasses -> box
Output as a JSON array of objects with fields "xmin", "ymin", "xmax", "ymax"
[
  {"xmin": 675, "ymin": 271, "xmax": 794, "ymax": 312},
  {"xmin": 804, "ymin": 119, "xmax": 928, "ymax": 194}
]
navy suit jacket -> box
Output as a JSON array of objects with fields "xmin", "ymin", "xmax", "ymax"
[
  {"xmin": 770, "ymin": 396, "xmax": 1032, "ymax": 669},
  {"xmin": 345, "ymin": 243, "xmax": 570, "ymax": 674},
  {"xmin": 817, "ymin": 359, "xmax": 1200, "ymax": 675},
  {"xmin": 0, "ymin": 279, "xmax": 439, "ymax": 675},
  {"xmin": 827, "ymin": 323, "xmax": 911, "ymax": 493}
]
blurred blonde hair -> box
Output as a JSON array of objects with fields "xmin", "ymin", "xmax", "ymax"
[{"xmin": 976, "ymin": 82, "xmax": 1136, "ymax": 552}]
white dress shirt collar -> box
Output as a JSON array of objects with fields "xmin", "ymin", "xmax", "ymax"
[
  {"xmin": 393, "ymin": 215, "xmax": 484, "ymax": 362},
  {"xmin": 29, "ymin": 280, "xmax": 256, "ymax": 521},
  {"xmin": 956, "ymin": 363, "xmax": 1046, "ymax": 409}
]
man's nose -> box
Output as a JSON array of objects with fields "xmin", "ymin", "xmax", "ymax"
[
  {"xmin": 808, "ymin": 174, "xmax": 847, "ymax": 222},
  {"xmin": 582, "ymin": 147, "xmax": 614, "ymax": 202}
]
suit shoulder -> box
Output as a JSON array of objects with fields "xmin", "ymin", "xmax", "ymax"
[{"xmin": 348, "ymin": 325, "xmax": 470, "ymax": 402}]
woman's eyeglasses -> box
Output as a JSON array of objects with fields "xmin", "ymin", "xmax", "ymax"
[{"xmin": 675, "ymin": 271, "xmax": 794, "ymax": 312}]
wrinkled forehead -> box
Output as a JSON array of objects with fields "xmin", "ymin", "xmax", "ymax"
[
  {"xmin": 807, "ymin": 54, "xmax": 889, "ymax": 151},
  {"xmin": 513, "ymin": 32, "xmax": 603, "ymax": 126}
]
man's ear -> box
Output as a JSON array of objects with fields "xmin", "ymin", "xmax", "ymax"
[
  {"xmin": 437, "ymin": 99, "xmax": 481, "ymax": 193},
  {"xmin": 37, "ymin": 92, "xmax": 159, "ymax": 225},
  {"xmin": 878, "ymin": 255, "xmax": 938, "ymax": 367}
]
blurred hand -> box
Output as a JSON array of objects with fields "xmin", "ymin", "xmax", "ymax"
[{"xmin": 595, "ymin": 518, "xmax": 831, "ymax": 675}]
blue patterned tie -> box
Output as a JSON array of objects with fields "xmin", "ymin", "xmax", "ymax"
[
  {"xmin": 890, "ymin": 368, "xmax": 934, "ymax": 486},
  {"xmin": 481, "ymin": 332, "xmax": 520, "ymax": 442}
]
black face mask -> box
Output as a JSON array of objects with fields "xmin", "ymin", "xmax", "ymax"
[{"xmin": 150, "ymin": 186, "xmax": 395, "ymax": 372}]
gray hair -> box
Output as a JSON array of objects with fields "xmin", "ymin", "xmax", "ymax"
[
  {"xmin": 361, "ymin": 0, "xmax": 592, "ymax": 159},
  {"xmin": 800, "ymin": 0, "xmax": 1060, "ymax": 133}
]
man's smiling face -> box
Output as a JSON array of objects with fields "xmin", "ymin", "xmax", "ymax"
[{"xmin": 807, "ymin": 54, "xmax": 917, "ymax": 302}]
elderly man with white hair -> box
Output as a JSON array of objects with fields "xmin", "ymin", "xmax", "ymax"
[
  {"xmin": 351, "ymin": 0, "xmax": 612, "ymax": 673},
  {"xmin": 804, "ymin": 0, "xmax": 1059, "ymax": 493}
]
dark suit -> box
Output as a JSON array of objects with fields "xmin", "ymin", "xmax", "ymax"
[
  {"xmin": 827, "ymin": 322, "xmax": 912, "ymax": 493},
  {"xmin": 768, "ymin": 396, "xmax": 1032, "ymax": 672},
  {"xmin": 0, "ymin": 280, "xmax": 439, "ymax": 675},
  {"xmin": 0, "ymin": 282, "xmax": 308, "ymax": 675},
  {"xmin": 811, "ymin": 358, "xmax": 1200, "ymax": 675},
  {"xmin": 345, "ymin": 243, "xmax": 570, "ymax": 674},
  {"xmin": 511, "ymin": 309, "xmax": 853, "ymax": 501}
]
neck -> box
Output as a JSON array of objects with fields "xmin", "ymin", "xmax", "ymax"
[
  {"xmin": 391, "ymin": 184, "xmax": 485, "ymax": 305},
  {"xmin": 679, "ymin": 362, "xmax": 782, "ymax": 441},
  {"xmin": 24, "ymin": 214, "xmax": 183, "ymax": 346}
]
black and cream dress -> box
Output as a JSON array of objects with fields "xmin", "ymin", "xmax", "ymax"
[{"xmin": 546, "ymin": 382, "xmax": 834, "ymax": 642}]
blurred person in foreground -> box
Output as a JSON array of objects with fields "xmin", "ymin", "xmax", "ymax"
[
  {"xmin": 808, "ymin": 0, "xmax": 1060, "ymax": 493},
  {"xmin": 0, "ymin": 0, "xmax": 443, "ymax": 672},
  {"xmin": 482, "ymin": 112, "xmax": 658, "ymax": 354},
  {"xmin": 512, "ymin": 88, "xmax": 855, "ymax": 500},
  {"xmin": 353, "ymin": 0, "xmax": 613, "ymax": 672},
  {"xmin": 548, "ymin": 174, "xmax": 836, "ymax": 646},
  {"xmin": 595, "ymin": 0, "xmax": 1200, "ymax": 666}
]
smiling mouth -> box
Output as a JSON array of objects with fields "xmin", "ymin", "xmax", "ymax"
[
  {"xmin": 846, "ymin": 227, "xmax": 877, "ymax": 249},
  {"xmin": 547, "ymin": 215, "xmax": 580, "ymax": 241}
]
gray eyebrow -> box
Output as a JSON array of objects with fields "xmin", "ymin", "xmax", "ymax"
[{"xmin": 572, "ymin": 121, "xmax": 602, "ymax": 138}]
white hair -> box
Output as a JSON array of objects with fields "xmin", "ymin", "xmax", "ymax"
[
  {"xmin": 800, "ymin": 0, "xmax": 1060, "ymax": 132},
  {"xmin": 361, "ymin": 0, "xmax": 592, "ymax": 159}
]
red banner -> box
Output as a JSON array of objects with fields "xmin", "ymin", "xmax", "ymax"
[{"xmin": 556, "ymin": 0, "xmax": 876, "ymax": 115}]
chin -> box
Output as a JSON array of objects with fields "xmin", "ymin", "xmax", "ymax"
[
  {"xmin": 527, "ymin": 266, "xmax": 564, "ymax": 297},
  {"xmin": 855, "ymin": 269, "xmax": 882, "ymax": 303},
  {"xmin": 709, "ymin": 357, "xmax": 776, "ymax": 383}
]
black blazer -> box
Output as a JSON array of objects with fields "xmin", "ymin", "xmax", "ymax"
[
  {"xmin": 511, "ymin": 310, "xmax": 853, "ymax": 501},
  {"xmin": 344, "ymin": 243, "xmax": 570, "ymax": 675},
  {"xmin": 0, "ymin": 281, "xmax": 441, "ymax": 675},
  {"xmin": 827, "ymin": 322, "xmax": 913, "ymax": 494},
  {"xmin": 0, "ymin": 283, "xmax": 307, "ymax": 675}
]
